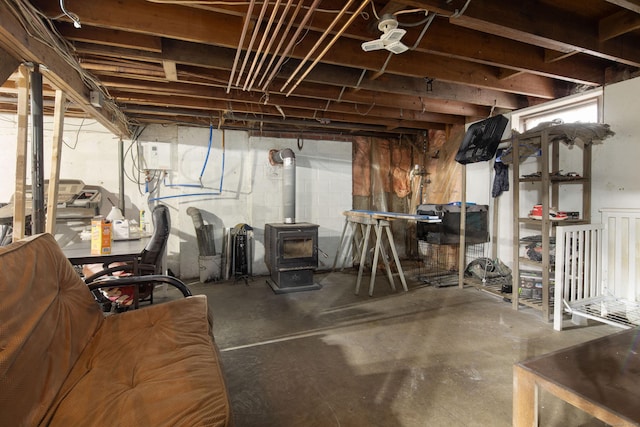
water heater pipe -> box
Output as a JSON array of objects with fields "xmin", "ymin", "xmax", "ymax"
[{"xmin": 269, "ymin": 148, "xmax": 295, "ymax": 224}]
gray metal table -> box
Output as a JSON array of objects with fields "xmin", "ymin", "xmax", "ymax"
[{"xmin": 62, "ymin": 237, "xmax": 149, "ymax": 266}]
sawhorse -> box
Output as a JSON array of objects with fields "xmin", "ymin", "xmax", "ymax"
[{"xmin": 333, "ymin": 212, "xmax": 407, "ymax": 296}]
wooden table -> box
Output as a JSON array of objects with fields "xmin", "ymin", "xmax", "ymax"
[
  {"xmin": 334, "ymin": 210, "xmax": 440, "ymax": 296},
  {"xmin": 62, "ymin": 237, "xmax": 149, "ymax": 266},
  {"xmin": 513, "ymin": 327, "xmax": 640, "ymax": 426}
]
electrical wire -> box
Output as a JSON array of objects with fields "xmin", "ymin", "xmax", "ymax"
[
  {"xmin": 58, "ymin": 0, "xmax": 81, "ymax": 28},
  {"xmin": 368, "ymin": 0, "xmax": 380, "ymax": 21},
  {"xmin": 396, "ymin": 11, "xmax": 432, "ymax": 28},
  {"xmin": 5, "ymin": 1, "xmax": 131, "ymax": 132},
  {"xmin": 451, "ymin": 0, "xmax": 472, "ymax": 18},
  {"xmin": 62, "ymin": 117, "xmax": 85, "ymax": 150},
  {"xmin": 148, "ymin": 125, "xmax": 226, "ymax": 201}
]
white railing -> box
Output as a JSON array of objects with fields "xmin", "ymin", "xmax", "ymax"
[
  {"xmin": 553, "ymin": 223, "xmax": 603, "ymax": 330},
  {"xmin": 554, "ymin": 208, "xmax": 640, "ymax": 330}
]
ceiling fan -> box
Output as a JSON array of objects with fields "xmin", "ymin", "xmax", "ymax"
[{"xmin": 361, "ymin": 14, "xmax": 408, "ymax": 54}]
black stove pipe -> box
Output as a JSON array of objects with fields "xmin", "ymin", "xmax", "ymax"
[{"xmin": 269, "ymin": 148, "xmax": 295, "ymax": 224}]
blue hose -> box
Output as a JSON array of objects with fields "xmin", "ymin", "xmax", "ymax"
[{"xmin": 149, "ymin": 125, "xmax": 225, "ymax": 202}]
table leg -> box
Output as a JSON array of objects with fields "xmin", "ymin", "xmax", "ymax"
[
  {"xmin": 355, "ymin": 223, "xmax": 372, "ymax": 295},
  {"xmin": 368, "ymin": 221, "xmax": 385, "ymax": 296},
  {"xmin": 333, "ymin": 217, "xmax": 349, "ymax": 270},
  {"xmin": 353, "ymin": 223, "xmax": 366, "ymax": 267},
  {"xmin": 385, "ymin": 224, "xmax": 408, "ymax": 292},
  {"xmin": 377, "ymin": 222, "xmax": 396, "ymax": 293},
  {"xmin": 341, "ymin": 223, "xmax": 358, "ymax": 271},
  {"xmin": 513, "ymin": 364, "xmax": 538, "ymax": 427}
]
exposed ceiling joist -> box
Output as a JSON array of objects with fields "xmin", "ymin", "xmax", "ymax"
[
  {"xmin": 0, "ymin": 45, "xmax": 20, "ymax": 84},
  {"xmin": 446, "ymin": 0, "xmax": 640, "ymax": 67},
  {"xmin": 0, "ymin": 1, "xmax": 130, "ymax": 136},
  {"xmin": 599, "ymin": 10, "xmax": 640, "ymax": 40},
  {"xmin": 604, "ymin": 0, "xmax": 640, "ymax": 13},
  {"xmin": 0, "ymin": 0, "xmax": 637, "ymax": 136}
]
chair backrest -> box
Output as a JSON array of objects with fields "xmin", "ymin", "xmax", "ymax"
[{"xmin": 140, "ymin": 204, "xmax": 171, "ymax": 271}]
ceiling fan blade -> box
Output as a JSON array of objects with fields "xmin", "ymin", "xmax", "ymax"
[
  {"xmin": 381, "ymin": 28, "xmax": 406, "ymax": 44},
  {"xmin": 385, "ymin": 41, "xmax": 409, "ymax": 54},
  {"xmin": 361, "ymin": 39, "xmax": 385, "ymax": 52}
]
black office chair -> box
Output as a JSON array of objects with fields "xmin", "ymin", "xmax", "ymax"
[{"xmin": 84, "ymin": 204, "xmax": 171, "ymax": 309}]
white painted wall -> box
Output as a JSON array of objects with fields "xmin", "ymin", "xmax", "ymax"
[
  {"xmin": 597, "ymin": 78, "xmax": 640, "ymax": 217},
  {"xmin": 0, "ymin": 119, "xmax": 352, "ymax": 279},
  {"xmin": 465, "ymin": 77, "xmax": 640, "ymax": 268}
]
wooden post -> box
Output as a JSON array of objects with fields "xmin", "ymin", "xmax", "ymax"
[
  {"xmin": 12, "ymin": 65, "xmax": 29, "ymax": 242},
  {"xmin": 46, "ymin": 90, "xmax": 65, "ymax": 234},
  {"xmin": 513, "ymin": 364, "xmax": 539, "ymax": 427},
  {"xmin": 458, "ymin": 164, "xmax": 467, "ymax": 288},
  {"xmin": 492, "ymin": 196, "xmax": 499, "ymax": 259},
  {"xmin": 512, "ymin": 135, "xmax": 521, "ymax": 310}
]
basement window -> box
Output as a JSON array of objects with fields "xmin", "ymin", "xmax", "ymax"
[{"xmin": 512, "ymin": 89, "xmax": 602, "ymax": 132}]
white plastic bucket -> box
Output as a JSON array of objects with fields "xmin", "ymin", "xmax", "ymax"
[{"xmin": 199, "ymin": 254, "xmax": 222, "ymax": 283}]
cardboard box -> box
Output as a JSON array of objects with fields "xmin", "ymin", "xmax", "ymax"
[{"xmin": 91, "ymin": 216, "xmax": 112, "ymax": 255}]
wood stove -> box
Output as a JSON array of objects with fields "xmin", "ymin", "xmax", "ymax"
[{"xmin": 265, "ymin": 222, "xmax": 321, "ymax": 294}]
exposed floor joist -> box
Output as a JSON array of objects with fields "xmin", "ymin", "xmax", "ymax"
[{"xmin": 0, "ymin": 0, "xmax": 638, "ymax": 136}]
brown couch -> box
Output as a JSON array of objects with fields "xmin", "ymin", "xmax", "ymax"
[{"xmin": 0, "ymin": 233, "xmax": 232, "ymax": 426}]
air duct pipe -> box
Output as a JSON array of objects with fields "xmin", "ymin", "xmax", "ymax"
[{"xmin": 269, "ymin": 148, "xmax": 296, "ymax": 224}]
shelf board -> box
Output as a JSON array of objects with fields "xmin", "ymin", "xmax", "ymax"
[
  {"xmin": 463, "ymin": 277, "xmax": 509, "ymax": 299},
  {"xmin": 517, "ymin": 296, "xmax": 555, "ymax": 311},
  {"xmin": 519, "ymin": 176, "xmax": 586, "ymax": 183},
  {"xmin": 467, "ymin": 277, "xmax": 555, "ymax": 313},
  {"xmin": 518, "ymin": 218, "xmax": 588, "ymax": 226},
  {"xmin": 518, "ymin": 257, "xmax": 545, "ymax": 267}
]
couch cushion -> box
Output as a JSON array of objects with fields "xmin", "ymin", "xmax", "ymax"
[
  {"xmin": 45, "ymin": 295, "xmax": 232, "ymax": 426},
  {"xmin": 0, "ymin": 233, "xmax": 104, "ymax": 427}
]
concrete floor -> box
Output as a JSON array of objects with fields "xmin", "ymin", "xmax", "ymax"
[{"xmin": 166, "ymin": 269, "xmax": 619, "ymax": 427}]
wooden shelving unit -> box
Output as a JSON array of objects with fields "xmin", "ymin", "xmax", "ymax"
[{"xmin": 511, "ymin": 127, "xmax": 592, "ymax": 322}]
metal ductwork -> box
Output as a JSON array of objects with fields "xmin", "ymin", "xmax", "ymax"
[{"xmin": 269, "ymin": 148, "xmax": 296, "ymax": 224}]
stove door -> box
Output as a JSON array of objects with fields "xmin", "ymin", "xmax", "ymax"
[{"xmin": 277, "ymin": 231, "xmax": 318, "ymax": 269}]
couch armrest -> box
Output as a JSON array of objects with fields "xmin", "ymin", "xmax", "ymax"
[{"xmin": 87, "ymin": 275, "xmax": 192, "ymax": 298}]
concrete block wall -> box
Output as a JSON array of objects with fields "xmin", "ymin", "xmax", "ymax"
[{"xmin": 0, "ymin": 120, "xmax": 352, "ymax": 280}]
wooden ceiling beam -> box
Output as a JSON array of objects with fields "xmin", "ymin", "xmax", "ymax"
[
  {"xmin": 0, "ymin": 45, "xmax": 20, "ymax": 85},
  {"xmin": 73, "ymin": 40, "xmax": 528, "ymax": 108},
  {"xmin": 61, "ymin": 4, "xmax": 604, "ymax": 87},
  {"xmin": 33, "ymin": 0, "xmax": 559, "ymax": 98},
  {"xmin": 82, "ymin": 62, "xmax": 490, "ymax": 118},
  {"xmin": 58, "ymin": 22, "xmax": 162, "ymax": 52},
  {"xmin": 599, "ymin": 10, "xmax": 640, "ymax": 41},
  {"xmin": 110, "ymin": 90, "xmax": 413, "ymax": 127},
  {"xmin": 33, "ymin": 0, "xmax": 244, "ymax": 47},
  {"xmin": 0, "ymin": 2, "xmax": 129, "ymax": 136},
  {"xmin": 447, "ymin": 0, "xmax": 640, "ymax": 67},
  {"xmin": 407, "ymin": 18, "xmax": 605, "ymax": 86},
  {"xmin": 274, "ymin": 29, "xmax": 557, "ymax": 98},
  {"xmin": 604, "ymin": 0, "xmax": 640, "ymax": 14},
  {"xmin": 545, "ymin": 49, "xmax": 578, "ymax": 63},
  {"xmin": 111, "ymin": 90, "xmax": 444, "ymax": 130},
  {"xmin": 105, "ymin": 78, "xmax": 464, "ymax": 125}
]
